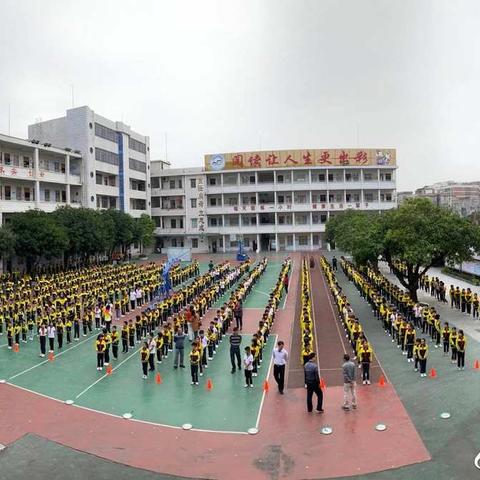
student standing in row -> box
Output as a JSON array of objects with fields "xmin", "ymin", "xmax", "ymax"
[
  {"xmin": 39, "ymin": 324, "xmax": 47, "ymax": 357},
  {"xmin": 140, "ymin": 342, "xmax": 150, "ymax": 379},
  {"xmin": 111, "ymin": 326, "xmax": 119, "ymax": 360},
  {"xmin": 96, "ymin": 334, "xmax": 106, "ymax": 371},
  {"xmin": 244, "ymin": 346, "xmax": 254, "ymax": 388},
  {"xmin": 47, "ymin": 323, "xmax": 56, "ymax": 353},
  {"xmin": 418, "ymin": 338, "xmax": 428, "ymax": 377},
  {"xmin": 190, "ymin": 342, "xmax": 200, "ymax": 385},
  {"xmin": 229, "ymin": 327, "xmax": 242, "ymax": 374}
]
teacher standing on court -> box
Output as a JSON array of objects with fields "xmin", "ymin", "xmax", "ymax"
[{"xmin": 272, "ymin": 341, "xmax": 288, "ymax": 394}]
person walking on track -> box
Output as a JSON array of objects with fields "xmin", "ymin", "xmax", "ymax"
[
  {"xmin": 272, "ymin": 340, "xmax": 288, "ymax": 394},
  {"xmin": 304, "ymin": 352, "xmax": 324, "ymax": 413},
  {"xmin": 342, "ymin": 354, "xmax": 357, "ymax": 410}
]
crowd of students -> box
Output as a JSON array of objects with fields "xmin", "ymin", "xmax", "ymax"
[
  {"xmin": 0, "ymin": 261, "xmax": 180, "ymax": 354},
  {"xmin": 299, "ymin": 258, "xmax": 315, "ymax": 364},
  {"xmin": 320, "ymin": 257, "xmax": 375, "ymax": 384},
  {"xmin": 343, "ymin": 258, "xmax": 468, "ymax": 375},
  {"xmin": 391, "ymin": 261, "xmax": 479, "ymax": 318}
]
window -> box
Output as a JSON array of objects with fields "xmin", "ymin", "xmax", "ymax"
[
  {"xmin": 210, "ymin": 198, "xmax": 217, "ymax": 207},
  {"xmin": 191, "ymin": 218, "xmax": 198, "ymax": 228},
  {"xmin": 190, "ymin": 179, "xmax": 196, "ymax": 188},
  {"xmin": 178, "ymin": 179, "xmax": 182, "ymax": 189},
  {"xmin": 95, "ymin": 148, "xmax": 119, "ymax": 166},
  {"xmin": 318, "ymin": 173, "xmax": 325, "ymax": 182},
  {"xmin": 61, "ymin": 191, "xmax": 66, "ymax": 203},
  {"xmin": 169, "ymin": 180, "xmax": 175, "ymax": 189},
  {"xmin": 192, "ymin": 238, "xmax": 198, "ymax": 249},
  {"xmin": 95, "ymin": 123, "xmax": 117, "ymax": 143},
  {"xmin": 151, "ymin": 197, "xmax": 161, "ymax": 208},
  {"xmin": 170, "ymin": 219, "xmax": 177, "ymax": 228},
  {"xmin": 129, "ymin": 158, "xmax": 146, "ymax": 173},
  {"xmin": 171, "ymin": 238, "xmax": 177, "ymax": 247},
  {"xmin": 23, "ymin": 156, "xmax": 31, "ymax": 168},
  {"xmin": 363, "ymin": 173, "xmax": 373, "ymax": 181},
  {"xmin": 365, "ymin": 193, "xmax": 374, "ymax": 202},
  {"xmin": 209, "ymin": 217, "xmax": 218, "ymax": 227},
  {"xmin": 151, "ymin": 177, "xmax": 160, "ymax": 188},
  {"xmin": 3, "ymin": 153, "xmax": 11, "ymax": 166},
  {"xmin": 190, "ymin": 198, "xmax": 197, "ymax": 208},
  {"xmin": 328, "ymin": 173, "xmax": 333, "ymax": 182},
  {"xmin": 298, "ymin": 235, "xmax": 308, "ymax": 246},
  {"xmin": 277, "ymin": 175, "xmax": 284, "ymax": 183},
  {"xmin": 277, "ymin": 195, "xmax": 284, "ymax": 204},
  {"xmin": 209, "ymin": 177, "xmax": 216, "ymax": 186},
  {"xmin": 44, "ymin": 189, "xmax": 50, "ymax": 201},
  {"xmin": 96, "ymin": 173, "xmax": 103, "ymax": 185},
  {"xmin": 129, "ymin": 137, "xmax": 146, "ymax": 154}
]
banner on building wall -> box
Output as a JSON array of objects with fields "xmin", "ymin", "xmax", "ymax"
[{"xmin": 204, "ymin": 149, "xmax": 396, "ymax": 171}]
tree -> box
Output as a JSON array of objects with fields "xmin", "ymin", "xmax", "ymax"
[
  {"xmin": 326, "ymin": 198, "xmax": 480, "ymax": 301},
  {"xmin": 9, "ymin": 210, "xmax": 69, "ymax": 272},
  {"xmin": 0, "ymin": 226, "xmax": 16, "ymax": 264},
  {"xmin": 102, "ymin": 209, "xmax": 135, "ymax": 254},
  {"xmin": 132, "ymin": 214, "xmax": 156, "ymax": 253}
]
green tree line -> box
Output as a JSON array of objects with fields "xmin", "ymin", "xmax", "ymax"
[
  {"xmin": 0, "ymin": 207, "xmax": 156, "ymax": 271},
  {"xmin": 326, "ymin": 198, "xmax": 480, "ymax": 301}
]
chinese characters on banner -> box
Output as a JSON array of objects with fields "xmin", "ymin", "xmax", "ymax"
[
  {"xmin": 197, "ymin": 177, "xmax": 205, "ymax": 238},
  {"xmin": 205, "ymin": 149, "xmax": 396, "ymax": 171}
]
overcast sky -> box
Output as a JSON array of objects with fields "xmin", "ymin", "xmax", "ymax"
[{"xmin": 1, "ymin": 0, "xmax": 479, "ymax": 191}]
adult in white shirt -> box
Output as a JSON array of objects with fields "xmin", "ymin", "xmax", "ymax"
[
  {"xmin": 129, "ymin": 290, "xmax": 137, "ymax": 311},
  {"xmin": 47, "ymin": 323, "xmax": 56, "ymax": 353},
  {"xmin": 272, "ymin": 340, "xmax": 289, "ymax": 394},
  {"xmin": 135, "ymin": 287, "xmax": 142, "ymax": 308}
]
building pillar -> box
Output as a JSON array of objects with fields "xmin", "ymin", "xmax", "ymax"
[
  {"xmin": 223, "ymin": 235, "xmax": 226, "ymax": 253},
  {"xmin": 65, "ymin": 154, "xmax": 71, "ymax": 204},
  {"xmin": 256, "ymin": 233, "xmax": 260, "ymax": 253},
  {"xmin": 310, "ymin": 233, "xmax": 314, "ymax": 251},
  {"xmin": 275, "ymin": 233, "xmax": 279, "ymax": 252},
  {"xmin": 292, "ymin": 233, "xmax": 296, "ymax": 252},
  {"xmin": 33, "ymin": 147, "xmax": 40, "ymax": 206}
]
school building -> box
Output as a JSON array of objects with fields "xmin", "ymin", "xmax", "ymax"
[{"xmin": 151, "ymin": 148, "xmax": 398, "ymax": 253}]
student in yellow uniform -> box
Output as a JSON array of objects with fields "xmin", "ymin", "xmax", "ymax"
[
  {"xmin": 111, "ymin": 326, "xmax": 119, "ymax": 360},
  {"xmin": 140, "ymin": 342, "xmax": 150, "ymax": 379},
  {"xmin": 456, "ymin": 330, "xmax": 467, "ymax": 370},
  {"xmin": 96, "ymin": 334, "xmax": 106, "ymax": 371},
  {"xmin": 190, "ymin": 342, "xmax": 200, "ymax": 386},
  {"xmin": 450, "ymin": 327, "xmax": 458, "ymax": 364},
  {"xmin": 418, "ymin": 338, "xmax": 428, "ymax": 377}
]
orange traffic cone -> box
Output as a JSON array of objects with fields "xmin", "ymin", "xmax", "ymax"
[
  {"xmin": 429, "ymin": 368, "xmax": 437, "ymax": 378},
  {"xmin": 320, "ymin": 377, "xmax": 326, "ymax": 389},
  {"xmin": 378, "ymin": 375, "xmax": 386, "ymax": 387},
  {"xmin": 106, "ymin": 364, "xmax": 113, "ymax": 375},
  {"xmin": 263, "ymin": 380, "xmax": 270, "ymax": 392},
  {"xmin": 156, "ymin": 373, "xmax": 162, "ymax": 384},
  {"xmin": 48, "ymin": 352, "xmax": 55, "ymax": 362},
  {"xmin": 206, "ymin": 378, "xmax": 213, "ymax": 391},
  {"xmin": 13, "ymin": 343, "xmax": 19, "ymax": 353},
  {"xmin": 474, "ymin": 359, "xmax": 480, "ymax": 370}
]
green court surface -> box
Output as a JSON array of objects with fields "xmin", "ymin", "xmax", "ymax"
[{"xmin": 0, "ymin": 260, "xmax": 282, "ymax": 433}]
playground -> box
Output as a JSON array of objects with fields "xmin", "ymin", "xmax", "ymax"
[{"xmin": 1, "ymin": 253, "xmax": 480, "ymax": 480}]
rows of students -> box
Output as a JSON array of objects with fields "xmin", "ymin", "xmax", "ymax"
[
  {"xmin": 300, "ymin": 258, "xmax": 315, "ymax": 364},
  {"xmin": 342, "ymin": 258, "xmax": 468, "ymax": 375},
  {"xmin": 320, "ymin": 256, "xmax": 375, "ymax": 384},
  {"xmin": 391, "ymin": 260, "xmax": 479, "ymax": 318},
  {"xmin": 94, "ymin": 260, "xmax": 250, "ymax": 373},
  {"xmin": 136, "ymin": 258, "xmax": 270, "ymax": 384},
  {"xmin": 3, "ymin": 261, "xmax": 212, "ymax": 356}
]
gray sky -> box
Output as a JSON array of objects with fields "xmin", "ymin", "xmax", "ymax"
[{"xmin": 1, "ymin": 0, "xmax": 479, "ymax": 191}]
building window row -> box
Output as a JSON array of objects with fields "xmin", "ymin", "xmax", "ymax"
[
  {"xmin": 129, "ymin": 158, "xmax": 146, "ymax": 173},
  {"xmin": 129, "ymin": 137, "xmax": 147, "ymax": 154},
  {"xmin": 130, "ymin": 198, "xmax": 147, "ymax": 210},
  {"xmin": 94, "ymin": 123, "xmax": 118, "ymax": 143},
  {"xmin": 0, "ymin": 152, "xmax": 32, "ymax": 168},
  {"xmin": 95, "ymin": 148, "xmax": 119, "ymax": 166}
]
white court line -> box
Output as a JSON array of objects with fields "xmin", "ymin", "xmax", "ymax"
[
  {"xmin": 75, "ymin": 347, "xmax": 141, "ymax": 399},
  {"xmin": 9, "ymin": 334, "xmax": 96, "ymax": 380},
  {"xmin": 254, "ymin": 334, "xmax": 277, "ymax": 430},
  {"xmin": 6, "ymin": 382, "xmax": 68, "ymax": 404},
  {"xmin": 254, "ymin": 290, "xmax": 271, "ymax": 297},
  {"xmin": 0, "ymin": 344, "xmax": 9, "ymax": 348}
]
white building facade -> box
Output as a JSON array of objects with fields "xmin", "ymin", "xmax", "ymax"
[
  {"xmin": 28, "ymin": 106, "xmax": 150, "ymax": 217},
  {"xmin": 151, "ymin": 148, "xmax": 397, "ymax": 253},
  {"xmin": 0, "ymin": 133, "xmax": 82, "ymax": 224}
]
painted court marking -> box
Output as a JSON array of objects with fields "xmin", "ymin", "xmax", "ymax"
[
  {"xmin": 75, "ymin": 347, "xmax": 142, "ymax": 399},
  {"xmin": 255, "ymin": 334, "xmax": 277, "ymax": 430},
  {"xmin": 9, "ymin": 334, "xmax": 97, "ymax": 380}
]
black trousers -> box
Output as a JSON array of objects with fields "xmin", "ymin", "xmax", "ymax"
[
  {"xmin": 273, "ymin": 364, "xmax": 285, "ymax": 393},
  {"xmin": 48, "ymin": 337, "xmax": 54, "ymax": 352},
  {"xmin": 142, "ymin": 362, "xmax": 148, "ymax": 376},
  {"xmin": 148, "ymin": 352, "xmax": 155, "ymax": 371},
  {"xmin": 230, "ymin": 347, "xmax": 241, "ymax": 370},
  {"xmin": 362, "ymin": 362, "xmax": 370, "ymax": 381},
  {"xmin": 97, "ymin": 353, "xmax": 104, "ymax": 368},
  {"xmin": 122, "ymin": 339, "xmax": 128, "ymax": 353},
  {"xmin": 235, "ymin": 315, "xmax": 243, "ymax": 330},
  {"xmin": 112, "ymin": 344, "xmax": 118, "ymax": 359},
  {"xmin": 40, "ymin": 336, "xmax": 46, "ymax": 355},
  {"xmin": 191, "ymin": 364, "xmax": 199, "ymax": 383},
  {"xmin": 457, "ymin": 351, "xmax": 465, "ymax": 368},
  {"xmin": 306, "ymin": 381, "xmax": 323, "ymax": 412}
]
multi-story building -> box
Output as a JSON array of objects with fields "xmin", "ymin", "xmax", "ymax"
[
  {"xmin": 0, "ymin": 133, "xmax": 82, "ymax": 224},
  {"xmin": 151, "ymin": 148, "xmax": 397, "ymax": 253},
  {"xmin": 28, "ymin": 106, "xmax": 150, "ymax": 217}
]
